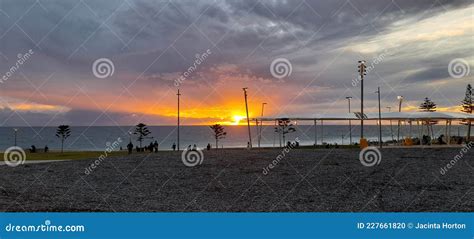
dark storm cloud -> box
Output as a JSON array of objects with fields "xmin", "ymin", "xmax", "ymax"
[{"xmin": 0, "ymin": 0, "xmax": 472, "ymax": 125}]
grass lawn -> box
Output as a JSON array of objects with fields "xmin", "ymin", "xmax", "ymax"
[{"xmin": 22, "ymin": 151, "xmax": 129, "ymax": 161}]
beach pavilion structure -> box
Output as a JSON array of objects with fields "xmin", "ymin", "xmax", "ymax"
[{"xmin": 253, "ymin": 111, "xmax": 474, "ymax": 146}]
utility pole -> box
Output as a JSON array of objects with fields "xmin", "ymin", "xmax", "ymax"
[
  {"xmin": 376, "ymin": 87, "xmax": 382, "ymax": 148},
  {"xmin": 358, "ymin": 60, "xmax": 367, "ymax": 140},
  {"xmin": 14, "ymin": 128, "xmax": 18, "ymax": 146},
  {"xmin": 258, "ymin": 103, "xmax": 267, "ymax": 148},
  {"xmin": 243, "ymin": 88, "xmax": 252, "ymax": 148},
  {"xmin": 177, "ymin": 89, "xmax": 181, "ymax": 151},
  {"xmin": 397, "ymin": 95, "xmax": 404, "ymax": 145},
  {"xmin": 346, "ymin": 96, "xmax": 352, "ymax": 145}
]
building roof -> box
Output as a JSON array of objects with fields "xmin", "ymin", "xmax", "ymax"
[{"xmin": 253, "ymin": 112, "xmax": 474, "ymax": 121}]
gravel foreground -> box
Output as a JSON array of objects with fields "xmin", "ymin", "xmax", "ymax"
[{"xmin": 0, "ymin": 148, "xmax": 472, "ymax": 212}]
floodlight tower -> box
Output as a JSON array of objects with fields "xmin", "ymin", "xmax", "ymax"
[{"xmin": 358, "ymin": 60, "xmax": 367, "ymax": 140}]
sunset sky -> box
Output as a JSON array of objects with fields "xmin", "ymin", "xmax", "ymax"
[{"xmin": 0, "ymin": 0, "xmax": 472, "ymax": 126}]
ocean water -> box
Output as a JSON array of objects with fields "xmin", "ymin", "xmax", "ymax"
[{"xmin": 0, "ymin": 124, "xmax": 468, "ymax": 151}]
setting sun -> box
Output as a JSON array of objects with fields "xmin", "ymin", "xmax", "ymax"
[{"xmin": 232, "ymin": 115, "xmax": 246, "ymax": 125}]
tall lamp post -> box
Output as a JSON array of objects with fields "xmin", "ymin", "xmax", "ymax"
[
  {"xmin": 345, "ymin": 96, "xmax": 353, "ymax": 145},
  {"xmin": 14, "ymin": 128, "xmax": 18, "ymax": 146},
  {"xmin": 258, "ymin": 102, "xmax": 267, "ymax": 148},
  {"xmin": 243, "ymin": 88, "xmax": 252, "ymax": 148},
  {"xmin": 177, "ymin": 89, "xmax": 181, "ymax": 151},
  {"xmin": 386, "ymin": 107, "xmax": 394, "ymax": 142},
  {"xmin": 375, "ymin": 87, "xmax": 382, "ymax": 148},
  {"xmin": 397, "ymin": 95, "xmax": 404, "ymax": 145},
  {"xmin": 358, "ymin": 60, "xmax": 367, "ymax": 141}
]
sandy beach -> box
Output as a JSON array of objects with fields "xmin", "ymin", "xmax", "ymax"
[{"xmin": 0, "ymin": 147, "xmax": 472, "ymax": 212}]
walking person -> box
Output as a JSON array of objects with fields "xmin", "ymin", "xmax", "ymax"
[{"xmin": 153, "ymin": 140, "xmax": 159, "ymax": 152}]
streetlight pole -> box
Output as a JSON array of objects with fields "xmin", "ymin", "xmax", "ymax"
[
  {"xmin": 386, "ymin": 107, "xmax": 394, "ymax": 142},
  {"xmin": 375, "ymin": 87, "xmax": 382, "ymax": 148},
  {"xmin": 346, "ymin": 96, "xmax": 352, "ymax": 145},
  {"xmin": 397, "ymin": 95, "xmax": 404, "ymax": 145},
  {"xmin": 14, "ymin": 128, "xmax": 18, "ymax": 146},
  {"xmin": 243, "ymin": 88, "xmax": 252, "ymax": 148},
  {"xmin": 177, "ymin": 89, "xmax": 181, "ymax": 151},
  {"xmin": 358, "ymin": 60, "xmax": 367, "ymax": 141},
  {"xmin": 258, "ymin": 102, "xmax": 267, "ymax": 148}
]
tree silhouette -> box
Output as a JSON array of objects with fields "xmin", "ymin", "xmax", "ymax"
[
  {"xmin": 275, "ymin": 119, "xmax": 296, "ymax": 147},
  {"xmin": 419, "ymin": 97, "xmax": 437, "ymax": 139},
  {"xmin": 55, "ymin": 125, "xmax": 71, "ymax": 153},
  {"xmin": 134, "ymin": 123, "xmax": 151, "ymax": 148},
  {"xmin": 419, "ymin": 97, "xmax": 437, "ymax": 112},
  {"xmin": 209, "ymin": 124, "xmax": 227, "ymax": 149},
  {"xmin": 461, "ymin": 84, "xmax": 473, "ymax": 141}
]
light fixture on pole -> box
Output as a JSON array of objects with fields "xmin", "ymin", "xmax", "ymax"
[
  {"xmin": 177, "ymin": 89, "xmax": 181, "ymax": 151},
  {"xmin": 358, "ymin": 60, "xmax": 367, "ymax": 143},
  {"xmin": 397, "ymin": 95, "xmax": 404, "ymax": 145},
  {"xmin": 375, "ymin": 87, "xmax": 382, "ymax": 148},
  {"xmin": 243, "ymin": 88, "xmax": 252, "ymax": 148},
  {"xmin": 345, "ymin": 96, "xmax": 353, "ymax": 145},
  {"xmin": 258, "ymin": 102, "xmax": 267, "ymax": 148}
]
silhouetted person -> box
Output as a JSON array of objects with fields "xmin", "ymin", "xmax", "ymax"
[
  {"xmin": 127, "ymin": 142, "xmax": 133, "ymax": 154},
  {"xmin": 154, "ymin": 141, "xmax": 159, "ymax": 152},
  {"xmin": 44, "ymin": 145, "xmax": 49, "ymax": 153},
  {"xmin": 247, "ymin": 142, "xmax": 250, "ymax": 148},
  {"xmin": 187, "ymin": 145, "xmax": 192, "ymax": 150},
  {"xmin": 192, "ymin": 144, "xmax": 197, "ymax": 151},
  {"xmin": 172, "ymin": 143, "xmax": 176, "ymax": 151},
  {"xmin": 30, "ymin": 145, "xmax": 36, "ymax": 153},
  {"xmin": 206, "ymin": 143, "xmax": 211, "ymax": 150}
]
